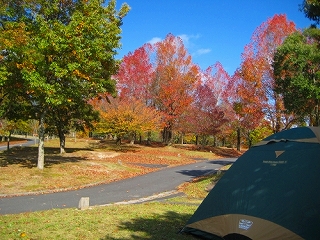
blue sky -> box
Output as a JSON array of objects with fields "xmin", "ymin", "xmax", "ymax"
[{"xmin": 115, "ymin": 0, "xmax": 313, "ymax": 75}]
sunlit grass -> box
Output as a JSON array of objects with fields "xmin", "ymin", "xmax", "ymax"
[{"xmin": 0, "ymin": 203, "xmax": 198, "ymax": 240}]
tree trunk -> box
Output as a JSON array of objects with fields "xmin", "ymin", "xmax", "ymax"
[
  {"xmin": 6, "ymin": 131, "xmax": 11, "ymax": 151},
  {"xmin": 57, "ymin": 126, "xmax": 66, "ymax": 154},
  {"xmin": 275, "ymin": 93, "xmax": 281, "ymax": 133},
  {"xmin": 59, "ymin": 134, "xmax": 66, "ymax": 154},
  {"xmin": 315, "ymin": 100, "xmax": 319, "ymax": 127},
  {"xmin": 162, "ymin": 125, "xmax": 172, "ymax": 144},
  {"xmin": 37, "ymin": 112, "xmax": 46, "ymax": 170},
  {"xmin": 236, "ymin": 127, "xmax": 241, "ymax": 151},
  {"xmin": 222, "ymin": 136, "xmax": 226, "ymax": 147},
  {"xmin": 146, "ymin": 131, "xmax": 151, "ymax": 145},
  {"xmin": 247, "ymin": 132, "xmax": 253, "ymax": 148}
]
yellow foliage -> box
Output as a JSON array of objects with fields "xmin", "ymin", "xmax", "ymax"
[
  {"xmin": 92, "ymin": 97, "xmax": 161, "ymax": 136},
  {"xmin": 16, "ymin": 62, "xmax": 34, "ymax": 71},
  {"xmin": 73, "ymin": 69, "xmax": 90, "ymax": 80}
]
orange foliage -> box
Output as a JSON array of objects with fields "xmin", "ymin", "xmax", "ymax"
[
  {"xmin": 152, "ymin": 34, "xmax": 201, "ymax": 125},
  {"xmin": 90, "ymin": 95, "xmax": 161, "ymax": 137},
  {"xmin": 237, "ymin": 14, "xmax": 297, "ymax": 131}
]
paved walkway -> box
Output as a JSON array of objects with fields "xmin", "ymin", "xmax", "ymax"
[{"xmin": 0, "ymin": 158, "xmax": 236, "ymax": 215}]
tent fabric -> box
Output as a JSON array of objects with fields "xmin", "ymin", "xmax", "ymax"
[
  {"xmin": 255, "ymin": 126, "xmax": 320, "ymax": 146},
  {"xmin": 182, "ymin": 127, "xmax": 320, "ymax": 240}
]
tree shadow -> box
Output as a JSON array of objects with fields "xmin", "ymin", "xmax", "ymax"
[
  {"xmin": 176, "ymin": 169, "xmax": 216, "ymax": 177},
  {"xmin": 174, "ymin": 144, "xmax": 243, "ymax": 158},
  {"xmin": 100, "ymin": 210, "xmax": 199, "ymax": 240},
  {"xmin": 91, "ymin": 139, "xmax": 141, "ymax": 153},
  {"xmin": 207, "ymin": 160, "xmax": 235, "ymax": 166},
  {"xmin": 0, "ymin": 146, "xmax": 93, "ymax": 168}
]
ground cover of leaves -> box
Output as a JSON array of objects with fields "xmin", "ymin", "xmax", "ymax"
[{"xmin": 0, "ymin": 138, "xmax": 242, "ymax": 196}]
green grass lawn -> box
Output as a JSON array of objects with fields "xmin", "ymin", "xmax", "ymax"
[{"xmin": 1, "ymin": 203, "xmax": 198, "ymax": 240}]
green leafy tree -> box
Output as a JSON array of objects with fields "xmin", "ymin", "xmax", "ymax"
[
  {"xmin": 273, "ymin": 30, "xmax": 320, "ymax": 126},
  {"xmin": 0, "ymin": 1, "xmax": 31, "ymax": 119},
  {"xmin": 0, "ymin": 119, "xmax": 32, "ymax": 151},
  {"xmin": 300, "ymin": 0, "xmax": 320, "ymax": 24},
  {"xmin": 0, "ymin": 0, "xmax": 130, "ymax": 169},
  {"xmin": 46, "ymin": 100, "xmax": 99, "ymax": 153}
]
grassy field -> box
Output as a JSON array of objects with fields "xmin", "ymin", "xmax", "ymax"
[{"xmin": 0, "ymin": 137, "xmax": 237, "ymax": 239}]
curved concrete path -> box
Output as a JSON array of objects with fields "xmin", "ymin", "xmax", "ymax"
[{"xmin": 0, "ymin": 158, "xmax": 236, "ymax": 215}]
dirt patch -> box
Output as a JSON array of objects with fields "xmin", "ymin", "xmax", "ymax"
[{"xmin": 64, "ymin": 150, "xmax": 120, "ymax": 159}]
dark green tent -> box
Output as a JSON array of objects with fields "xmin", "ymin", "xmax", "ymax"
[{"xmin": 182, "ymin": 127, "xmax": 320, "ymax": 240}]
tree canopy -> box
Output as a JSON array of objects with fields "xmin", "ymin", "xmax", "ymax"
[
  {"xmin": 0, "ymin": 0, "xmax": 130, "ymax": 168},
  {"xmin": 300, "ymin": 0, "xmax": 320, "ymax": 24},
  {"xmin": 2, "ymin": 1, "xmax": 318, "ymax": 160},
  {"xmin": 273, "ymin": 30, "xmax": 320, "ymax": 126}
]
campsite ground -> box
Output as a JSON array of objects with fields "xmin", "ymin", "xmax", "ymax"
[{"xmin": 0, "ymin": 137, "xmax": 241, "ymax": 239}]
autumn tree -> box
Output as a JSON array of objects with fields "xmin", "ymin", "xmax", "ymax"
[
  {"xmin": 224, "ymin": 68, "xmax": 266, "ymax": 150},
  {"xmin": 0, "ymin": 119, "xmax": 32, "ymax": 151},
  {"xmin": 45, "ymin": 100, "xmax": 100, "ymax": 153},
  {"xmin": 273, "ymin": 30, "xmax": 320, "ymax": 126},
  {"xmin": 0, "ymin": 0, "xmax": 130, "ymax": 169},
  {"xmin": 179, "ymin": 63, "xmax": 228, "ymax": 146},
  {"xmin": 0, "ymin": 1, "xmax": 31, "ymax": 119},
  {"xmin": 91, "ymin": 95, "xmax": 161, "ymax": 144},
  {"xmin": 151, "ymin": 34, "xmax": 200, "ymax": 143},
  {"xmin": 116, "ymin": 43, "xmax": 154, "ymax": 104},
  {"xmin": 241, "ymin": 14, "xmax": 297, "ymax": 133}
]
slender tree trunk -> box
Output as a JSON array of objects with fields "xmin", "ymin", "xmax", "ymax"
[
  {"xmin": 162, "ymin": 125, "xmax": 172, "ymax": 144},
  {"xmin": 147, "ymin": 131, "xmax": 151, "ymax": 145},
  {"xmin": 37, "ymin": 112, "xmax": 46, "ymax": 170},
  {"xmin": 275, "ymin": 93, "xmax": 281, "ymax": 133},
  {"xmin": 6, "ymin": 131, "xmax": 11, "ymax": 151},
  {"xmin": 222, "ymin": 136, "xmax": 225, "ymax": 147},
  {"xmin": 236, "ymin": 127, "xmax": 241, "ymax": 151},
  {"xmin": 315, "ymin": 100, "xmax": 319, "ymax": 127},
  {"xmin": 59, "ymin": 132, "xmax": 66, "ymax": 154},
  {"xmin": 247, "ymin": 132, "xmax": 253, "ymax": 148}
]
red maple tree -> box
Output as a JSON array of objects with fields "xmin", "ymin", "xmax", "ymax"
[
  {"xmin": 245, "ymin": 14, "xmax": 297, "ymax": 132},
  {"xmin": 115, "ymin": 43, "xmax": 154, "ymax": 104}
]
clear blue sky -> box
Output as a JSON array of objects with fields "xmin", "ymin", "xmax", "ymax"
[{"xmin": 115, "ymin": 0, "xmax": 313, "ymax": 75}]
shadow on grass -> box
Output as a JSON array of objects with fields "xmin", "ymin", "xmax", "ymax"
[
  {"xmin": 91, "ymin": 139, "xmax": 141, "ymax": 153},
  {"xmin": 100, "ymin": 210, "xmax": 198, "ymax": 240},
  {"xmin": 92, "ymin": 139, "xmax": 169, "ymax": 153},
  {"xmin": 174, "ymin": 144, "xmax": 243, "ymax": 158},
  {"xmin": 0, "ymin": 146, "xmax": 92, "ymax": 168}
]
